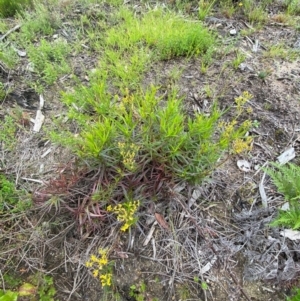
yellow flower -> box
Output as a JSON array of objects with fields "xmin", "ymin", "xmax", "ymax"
[
  {"xmin": 121, "ymin": 223, "xmax": 130, "ymax": 231},
  {"xmin": 85, "ymin": 261, "xmax": 93, "ymax": 268},
  {"xmin": 90, "ymin": 254, "xmax": 97, "ymax": 262},
  {"xmin": 235, "ymin": 91, "xmax": 253, "ymax": 114},
  {"xmin": 100, "ymin": 273, "xmax": 112, "ymax": 287},
  {"xmin": 99, "ymin": 256, "xmax": 108, "ymax": 266},
  {"xmin": 98, "ymin": 248, "xmax": 107, "ymax": 256},
  {"xmin": 108, "ymin": 200, "xmax": 140, "ymax": 231},
  {"xmin": 93, "ymin": 269, "xmax": 99, "ymax": 278},
  {"xmin": 118, "ymin": 141, "xmax": 140, "ymax": 171},
  {"xmin": 232, "ymin": 137, "xmax": 253, "ymax": 154},
  {"xmin": 246, "ymin": 106, "xmax": 253, "ymax": 114}
]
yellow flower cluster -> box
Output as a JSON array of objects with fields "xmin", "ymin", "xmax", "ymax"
[
  {"xmin": 85, "ymin": 249, "xmax": 112, "ymax": 287},
  {"xmin": 235, "ymin": 91, "xmax": 253, "ymax": 114},
  {"xmin": 219, "ymin": 120, "xmax": 237, "ymax": 139},
  {"xmin": 118, "ymin": 142, "xmax": 140, "ymax": 171},
  {"xmin": 107, "ymin": 200, "xmax": 140, "ymax": 231},
  {"xmin": 232, "ymin": 136, "xmax": 253, "ymax": 154},
  {"xmin": 241, "ymin": 120, "xmax": 252, "ymax": 130}
]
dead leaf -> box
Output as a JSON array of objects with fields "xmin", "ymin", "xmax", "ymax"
[
  {"xmin": 277, "ymin": 147, "xmax": 295, "ymax": 164},
  {"xmin": 280, "ymin": 229, "xmax": 300, "ymax": 241},
  {"xmin": 115, "ymin": 251, "xmax": 129, "ymax": 259},
  {"xmin": 155, "ymin": 212, "xmax": 169, "ymax": 230},
  {"xmin": 237, "ymin": 159, "xmax": 251, "ymax": 172}
]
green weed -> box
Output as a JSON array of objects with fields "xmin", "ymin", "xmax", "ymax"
[
  {"xmin": 0, "ymin": 273, "xmax": 57, "ymax": 301},
  {"xmin": 62, "ymin": 85, "xmax": 252, "ymax": 184},
  {"xmin": 0, "ymin": 174, "xmax": 31, "ymax": 213},
  {"xmin": 0, "ymin": 0, "xmax": 32, "ymax": 17},
  {"xmin": 287, "ymin": 287, "xmax": 300, "ymax": 300},
  {"xmin": 27, "ymin": 38, "xmax": 70, "ymax": 85},
  {"xmin": 129, "ymin": 281, "xmax": 147, "ymax": 301},
  {"xmin": 264, "ymin": 44, "xmax": 300, "ymax": 61},
  {"xmin": 37, "ymin": 275, "xmax": 57, "ymax": 301},
  {"xmin": 18, "ymin": 2, "xmax": 61, "ymax": 42},
  {"xmin": 198, "ymin": 0, "xmax": 217, "ymax": 21},
  {"xmin": 0, "ymin": 82, "xmax": 6, "ymax": 100},
  {"xmin": 0, "ymin": 44, "xmax": 19, "ymax": 69},
  {"xmin": 242, "ymin": 0, "xmax": 269, "ymax": 24},
  {"xmin": 0, "ymin": 289, "xmax": 18, "ymax": 301},
  {"xmin": 285, "ymin": 0, "xmax": 300, "ymax": 15},
  {"xmin": 232, "ymin": 50, "xmax": 246, "ymax": 70},
  {"xmin": 106, "ymin": 8, "xmax": 216, "ymax": 61},
  {"xmin": 0, "ymin": 115, "xmax": 17, "ymax": 151},
  {"xmin": 265, "ymin": 163, "xmax": 300, "ymax": 229},
  {"xmin": 220, "ymin": 0, "xmax": 238, "ymax": 18}
]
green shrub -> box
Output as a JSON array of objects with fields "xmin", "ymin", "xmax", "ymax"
[
  {"xmin": 60, "ymin": 84, "xmax": 252, "ymax": 184},
  {"xmin": 106, "ymin": 8, "xmax": 216, "ymax": 60},
  {"xmin": 0, "ymin": 0, "xmax": 32, "ymax": 17}
]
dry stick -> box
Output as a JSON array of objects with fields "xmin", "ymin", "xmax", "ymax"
[
  {"xmin": 0, "ymin": 270, "xmax": 5, "ymax": 291},
  {"xmin": 175, "ymin": 198, "xmax": 207, "ymax": 239},
  {"xmin": 176, "ymin": 198, "xmax": 252, "ymax": 301},
  {"xmin": 67, "ymin": 261, "xmax": 86, "ymax": 301},
  {"xmin": 228, "ymin": 270, "xmax": 251, "ymax": 301},
  {"xmin": 0, "ymin": 24, "xmax": 22, "ymax": 41}
]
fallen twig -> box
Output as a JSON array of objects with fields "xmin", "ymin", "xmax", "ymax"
[
  {"xmin": 228, "ymin": 270, "xmax": 252, "ymax": 301},
  {"xmin": 0, "ymin": 24, "xmax": 22, "ymax": 41}
]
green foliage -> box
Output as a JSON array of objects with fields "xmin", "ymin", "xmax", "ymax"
[
  {"xmin": 0, "ymin": 116, "xmax": 17, "ymax": 151},
  {"xmin": 0, "ymin": 82, "xmax": 6, "ymax": 100},
  {"xmin": 129, "ymin": 281, "xmax": 147, "ymax": 301},
  {"xmin": 201, "ymin": 281, "xmax": 208, "ymax": 290},
  {"xmin": 264, "ymin": 163, "xmax": 300, "ymax": 202},
  {"xmin": 0, "ymin": 290, "xmax": 18, "ymax": 301},
  {"xmin": 265, "ymin": 163, "xmax": 300, "ymax": 230},
  {"xmin": 242, "ymin": 0, "xmax": 269, "ymax": 24},
  {"xmin": 61, "ymin": 84, "xmax": 251, "ymax": 184},
  {"xmin": 287, "ymin": 287, "xmax": 300, "ymax": 301},
  {"xmin": 27, "ymin": 38, "xmax": 70, "ymax": 85},
  {"xmin": 270, "ymin": 207, "xmax": 300, "ymax": 230},
  {"xmin": 232, "ymin": 50, "xmax": 246, "ymax": 70},
  {"xmin": 0, "ymin": 44, "xmax": 19, "ymax": 69},
  {"xmin": 106, "ymin": 8, "xmax": 216, "ymax": 61},
  {"xmin": 0, "ymin": 274, "xmax": 56, "ymax": 301},
  {"xmin": 264, "ymin": 44, "xmax": 300, "ymax": 61},
  {"xmin": 0, "ymin": 174, "xmax": 32, "ymax": 213},
  {"xmin": 3, "ymin": 274, "xmax": 22, "ymax": 289},
  {"xmin": 198, "ymin": 0, "xmax": 217, "ymax": 21},
  {"xmin": 0, "ymin": 0, "xmax": 32, "ymax": 17},
  {"xmin": 19, "ymin": 2, "xmax": 61, "ymax": 42},
  {"xmin": 37, "ymin": 276, "xmax": 57, "ymax": 301},
  {"xmin": 285, "ymin": 0, "xmax": 300, "ymax": 15}
]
